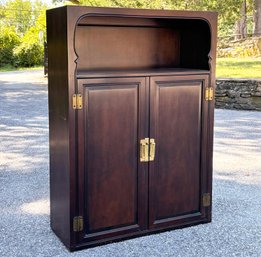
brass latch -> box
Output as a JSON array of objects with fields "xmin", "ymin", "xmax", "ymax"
[
  {"xmin": 149, "ymin": 138, "xmax": 156, "ymax": 161},
  {"xmin": 202, "ymin": 193, "xmax": 211, "ymax": 207},
  {"xmin": 140, "ymin": 138, "xmax": 156, "ymax": 162},
  {"xmin": 205, "ymin": 87, "xmax": 214, "ymax": 101},
  {"xmin": 72, "ymin": 94, "xmax": 82, "ymax": 110},
  {"xmin": 73, "ymin": 216, "xmax": 83, "ymax": 232},
  {"xmin": 140, "ymin": 138, "xmax": 149, "ymax": 162}
]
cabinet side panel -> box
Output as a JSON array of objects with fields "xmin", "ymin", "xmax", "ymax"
[
  {"xmin": 47, "ymin": 7, "xmax": 70, "ymax": 248},
  {"xmin": 207, "ymin": 15, "xmax": 218, "ymax": 221},
  {"xmin": 180, "ymin": 20, "xmax": 211, "ymax": 70}
]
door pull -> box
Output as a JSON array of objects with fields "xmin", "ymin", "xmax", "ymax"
[
  {"xmin": 140, "ymin": 138, "xmax": 156, "ymax": 162},
  {"xmin": 140, "ymin": 138, "xmax": 149, "ymax": 162},
  {"xmin": 149, "ymin": 139, "xmax": 156, "ymax": 161}
]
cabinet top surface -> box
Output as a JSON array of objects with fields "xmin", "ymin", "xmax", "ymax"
[{"xmin": 48, "ymin": 5, "xmax": 218, "ymax": 20}]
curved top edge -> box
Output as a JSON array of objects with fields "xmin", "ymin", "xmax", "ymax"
[
  {"xmin": 48, "ymin": 5, "xmax": 218, "ymax": 21},
  {"xmin": 67, "ymin": 5, "xmax": 217, "ymax": 14}
]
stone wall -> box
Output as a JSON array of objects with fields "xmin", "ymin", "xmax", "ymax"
[{"xmin": 215, "ymin": 79, "xmax": 261, "ymax": 111}]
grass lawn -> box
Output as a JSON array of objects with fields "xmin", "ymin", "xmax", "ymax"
[
  {"xmin": 0, "ymin": 64, "xmax": 43, "ymax": 72},
  {"xmin": 217, "ymin": 57, "xmax": 261, "ymax": 78}
]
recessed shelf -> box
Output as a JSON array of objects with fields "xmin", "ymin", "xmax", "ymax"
[{"xmin": 74, "ymin": 16, "xmax": 211, "ymax": 72}]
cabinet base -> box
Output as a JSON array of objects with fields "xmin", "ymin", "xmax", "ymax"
[{"xmin": 67, "ymin": 217, "xmax": 211, "ymax": 252}]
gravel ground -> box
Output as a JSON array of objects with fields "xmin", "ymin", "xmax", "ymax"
[{"xmin": 0, "ymin": 70, "xmax": 261, "ymax": 257}]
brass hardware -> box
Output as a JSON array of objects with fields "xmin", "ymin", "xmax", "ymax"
[
  {"xmin": 202, "ymin": 193, "xmax": 211, "ymax": 207},
  {"xmin": 149, "ymin": 138, "xmax": 156, "ymax": 161},
  {"xmin": 140, "ymin": 138, "xmax": 156, "ymax": 162},
  {"xmin": 73, "ymin": 216, "xmax": 83, "ymax": 232},
  {"xmin": 72, "ymin": 94, "xmax": 77, "ymax": 109},
  {"xmin": 72, "ymin": 94, "xmax": 82, "ymax": 110},
  {"xmin": 140, "ymin": 138, "xmax": 149, "ymax": 162},
  {"xmin": 205, "ymin": 87, "xmax": 214, "ymax": 101}
]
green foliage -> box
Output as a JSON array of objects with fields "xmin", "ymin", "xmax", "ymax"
[
  {"xmin": 0, "ymin": 65, "xmax": 44, "ymax": 72},
  {"xmin": 0, "ymin": 26, "xmax": 20, "ymax": 67},
  {"xmin": 204, "ymin": 0, "xmax": 244, "ymax": 37},
  {"xmin": 218, "ymin": 37, "xmax": 261, "ymax": 58},
  {"xmin": 13, "ymin": 10, "xmax": 46, "ymax": 67},
  {"xmin": 0, "ymin": 0, "xmax": 47, "ymax": 35},
  {"xmin": 0, "ymin": 0, "xmax": 259, "ymax": 69},
  {"xmin": 78, "ymin": 0, "xmax": 177, "ymax": 8},
  {"xmin": 14, "ymin": 42, "xmax": 43, "ymax": 67},
  {"xmin": 1, "ymin": 0, "xmax": 33, "ymax": 35},
  {"xmin": 0, "ymin": 0, "xmax": 47, "ymax": 68},
  {"xmin": 77, "ymin": 0, "xmax": 245, "ymax": 38}
]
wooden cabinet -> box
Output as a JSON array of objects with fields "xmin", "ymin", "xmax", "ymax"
[{"xmin": 47, "ymin": 6, "xmax": 217, "ymax": 251}]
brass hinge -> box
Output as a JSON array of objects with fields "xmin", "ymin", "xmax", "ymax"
[
  {"xmin": 202, "ymin": 193, "xmax": 211, "ymax": 207},
  {"xmin": 205, "ymin": 87, "xmax": 214, "ymax": 101},
  {"xmin": 72, "ymin": 94, "xmax": 82, "ymax": 110},
  {"xmin": 73, "ymin": 216, "xmax": 83, "ymax": 232}
]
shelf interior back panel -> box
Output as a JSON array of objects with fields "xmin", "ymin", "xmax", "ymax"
[{"xmin": 75, "ymin": 25, "xmax": 181, "ymax": 70}]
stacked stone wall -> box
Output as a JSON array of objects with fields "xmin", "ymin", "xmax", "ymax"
[{"xmin": 215, "ymin": 79, "xmax": 261, "ymax": 111}]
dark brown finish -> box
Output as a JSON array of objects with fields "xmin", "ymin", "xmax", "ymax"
[
  {"xmin": 75, "ymin": 26, "xmax": 180, "ymax": 70},
  {"xmin": 76, "ymin": 68, "xmax": 210, "ymax": 79},
  {"xmin": 77, "ymin": 77, "xmax": 148, "ymax": 243},
  {"xmin": 47, "ymin": 7, "xmax": 71, "ymax": 248},
  {"xmin": 74, "ymin": 16, "xmax": 212, "ymax": 72},
  {"xmin": 47, "ymin": 5, "xmax": 217, "ymax": 251},
  {"xmin": 149, "ymin": 75, "xmax": 209, "ymax": 229},
  {"xmin": 44, "ymin": 41, "xmax": 48, "ymax": 75},
  {"xmin": 86, "ymin": 84, "xmax": 138, "ymax": 231}
]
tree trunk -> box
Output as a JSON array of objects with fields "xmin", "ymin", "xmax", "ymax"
[
  {"xmin": 235, "ymin": 0, "xmax": 247, "ymax": 40},
  {"xmin": 253, "ymin": 0, "xmax": 261, "ymax": 35}
]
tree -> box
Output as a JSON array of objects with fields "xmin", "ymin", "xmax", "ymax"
[
  {"xmin": 13, "ymin": 9, "xmax": 46, "ymax": 67},
  {"xmin": 1, "ymin": 0, "xmax": 33, "ymax": 35},
  {"xmin": 235, "ymin": 0, "xmax": 247, "ymax": 39},
  {"xmin": 253, "ymin": 0, "xmax": 261, "ymax": 34},
  {"xmin": 52, "ymin": 0, "xmax": 261, "ymax": 38},
  {"xmin": 0, "ymin": 26, "xmax": 20, "ymax": 67},
  {"xmin": 0, "ymin": 0, "xmax": 48, "ymax": 67},
  {"xmin": 76, "ymin": 0, "xmax": 244, "ymax": 37},
  {"xmin": 0, "ymin": 0, "xmax": 46, "ymax": 35}
]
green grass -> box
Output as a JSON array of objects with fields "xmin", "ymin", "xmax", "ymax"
[
  {"xmin": 0, "ymin": 64, "xmax": 43, "ymax": 72},
  {"xmin": 217, "ymin": 57, "xmax": 261, "ymax": 78}
]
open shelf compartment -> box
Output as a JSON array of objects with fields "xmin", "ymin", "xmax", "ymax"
[{"xmin": 74, "ymin": 15, "xmax": 211, "ymax": 75}]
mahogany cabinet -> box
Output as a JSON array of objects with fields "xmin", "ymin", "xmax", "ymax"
[{"xmin": 47, "ymin": 6, "xmax": 217, "ymax": 251}]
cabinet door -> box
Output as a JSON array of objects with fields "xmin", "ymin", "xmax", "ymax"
[
  {"xmin": 77, "ymin": 77, "xmax": 148, "ymax": 244},
  {"xmin": 149, "ymin": 75, "xmax": 210, "ymax": 229}
]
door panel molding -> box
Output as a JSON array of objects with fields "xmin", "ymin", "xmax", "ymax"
[
  {"xmin": 77, "ymin": 77, "xmax": 148, "ymax": 243},
  {"xmin": 149, "ymin": 75, "xmax": 210, "ymax": 229}
]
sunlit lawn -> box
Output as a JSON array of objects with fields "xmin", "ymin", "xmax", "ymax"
[
  {"xmin": 0, "ymin": 64, "xmax": 43, "ymax": 72},
  {"xmin": 217, "ymin": 57, "xmax": 261, "ymax": 78}
]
